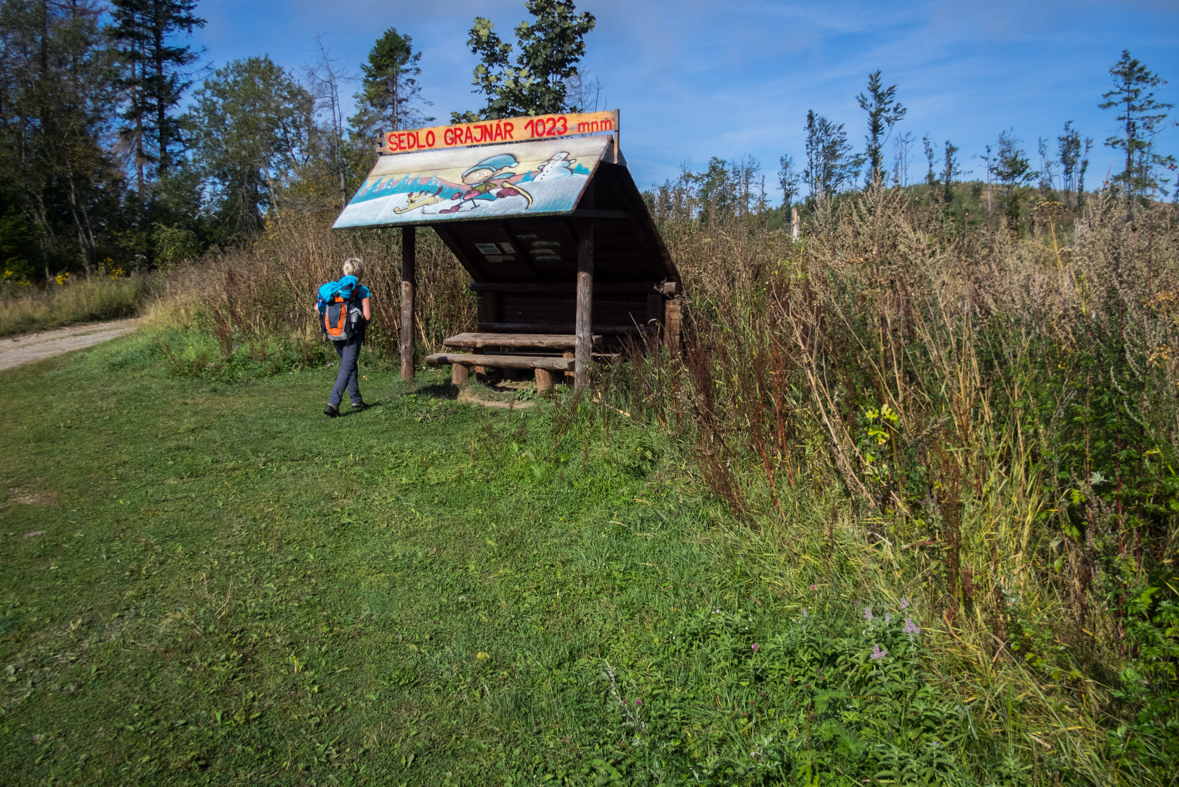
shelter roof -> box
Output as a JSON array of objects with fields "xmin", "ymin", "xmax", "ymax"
[{"xmin": 333, "ymin": 134, "xmax": 678, "ymax": 285}]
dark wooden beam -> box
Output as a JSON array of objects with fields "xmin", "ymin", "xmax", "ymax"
[
  {"xmin": 470, "ymin": 282, "xmax": 661, "ymax": 294},
  {"xmin": 400, "ymin": 226, "xmax": 416, "ymax": 382},
  {"xmin": 566, "ymin": 209, "xmax": 629, "ymax": 220},
  {"xmin": 443, "ymin": 332, "xmax": 600, "ymax": 349},
  {"xmin": 432, "ymin": 224, "xmax": 486, "ymax": 282},
  {"xmin": 479, "ymin": 322, "xmax": 646, "ymax": 335}
]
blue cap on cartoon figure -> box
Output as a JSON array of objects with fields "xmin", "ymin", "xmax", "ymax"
[{"xmin": 463, "ymin": 154, "xmax": 517, "ymax": 179}]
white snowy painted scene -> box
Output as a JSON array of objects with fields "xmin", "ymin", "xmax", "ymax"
[{"xmin": 333, "ymin": 137, "xmax": 611, "ymax": 229}]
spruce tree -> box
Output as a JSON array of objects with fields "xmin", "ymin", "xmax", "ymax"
[
  {"xmin": 351, "ymin": 28, "xmax": 430, "ymax": 139},
  {"xmin": 778, "ymin": 155, "xmax": 800, "ymax": 208},
  {"xmin": 990, "ymin": 130, "xmax": 1037, "ymax": 225},
  {"xmin": 804, "ymin": 111, "xmax": 861, "ymax": 203},
  {"xmin": 922, "ymin": 135, "xmax": 938, "ymax": 205},
  {"xmin": 1099, "ymin": 50, "xmax": 1175, "ymax": 207},
  {"xmin": 0, "ymin": 0, "xmax": 118, "ymax": 276},
  {"xmin": 857, "ymin": 70, "xmax": 906, "ymax": 189},
  {"xmin": 942, "ymin": 141, "xmax": 961, "ymax": 204},
  {"xmin": 1057, "ymin": 121, "xmax": 1083, "ymax": 208},
  {"xmin": 108, "ymin": 0, "xmax": 205, "ymax": 193}
]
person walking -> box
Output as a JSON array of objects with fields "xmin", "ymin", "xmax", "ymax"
[{"xmin": 323, "ymin": 258, "xmax": 372, "ymax": 417}]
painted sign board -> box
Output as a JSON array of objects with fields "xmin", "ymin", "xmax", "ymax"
[
  {"xmin": 381, "ymin": 110, "xmax": 618, "ymax": 154},
  {"xmin": 334, "ymin": 136, "xmax": 611, "ymax": 229}
]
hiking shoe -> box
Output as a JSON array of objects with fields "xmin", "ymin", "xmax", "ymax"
[
  {"xmin": 351, "ymin": 400, "xmax": 366, "ymax": 412},
  {"xmin": 323, "ymin": 403, "xmax": 339, "ymax": 418}
]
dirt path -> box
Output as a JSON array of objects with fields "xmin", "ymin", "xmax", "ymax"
[{"xmin": 0, "ymin": 319, "xmax": 139, "ymax": 372}]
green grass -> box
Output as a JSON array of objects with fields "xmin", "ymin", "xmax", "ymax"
[
  {"xmin": 0, "ymin": 275, "xmax": 154, "ymax": 337},
  {"xmin": 0, "ymin": 329, "xmax": 1084, "ymax": 785}
]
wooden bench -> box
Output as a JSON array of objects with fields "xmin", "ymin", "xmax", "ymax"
[
  {"xmin": 426, "ymin": 332, "xmax": 602, "ymax": 392},
  {"xmin": 442, "ymin": 332, "xmax": 601, "ymax": 350}
]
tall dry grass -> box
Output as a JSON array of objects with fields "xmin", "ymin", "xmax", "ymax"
[
  {"xmin": 598, "ymin": 187, "xmax": 1179, "ymax": 780},
  {"xmin": 0, "ymin": 274, "xmax": 155, "ymax": 337},
  {"xmin": 144, "ymin": 212, "xmax": 476, "ymax": 362}
]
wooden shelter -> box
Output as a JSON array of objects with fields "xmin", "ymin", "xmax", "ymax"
[{"xmin": 332, "ymin": 110, "xmax": 681, "ymax": 393}]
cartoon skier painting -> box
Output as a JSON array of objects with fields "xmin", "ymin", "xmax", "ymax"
[
  {"xmin": 437, "ymin": 154, "xmax": 534, "ymax": 214},
  {"xmin": 333, "ymin": 139, "xmax": 599, "ymax": 227},
  {"xmin": 394, "ymin": 185, "xmax": 445, "ymax": 214}
]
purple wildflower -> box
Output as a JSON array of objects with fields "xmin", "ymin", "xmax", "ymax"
[
  {"xmin": 864, "ymin": 606, "xmax": 874, "ymax": 621},
  {"xmin": 752, "ymin": 643, "xmax": 760, "ymax": 652},
  {"xmin": 903, "ymin": 617, "xmax": 921, "ymax": 636},
  {"xmin": 809, "ymin": 584, "xmax": 818, "ymax": 590},
  {"xmin": 870, "ymin": 643, "xmax": 887, "ymax": 660},
  {"xmin": 635, "ymin": 699, "xmax": 642, "ymax": 706},
  {"xmin": 885, "ymin": 613, "xmax": 891, "ymax": 624},
  {"xmin": 901, "ymin": 597, "xmax": 909, "ymax": 610},
  {"xmin": 801, "ymin": 608, "xmax": 808, "ymax": 618}
]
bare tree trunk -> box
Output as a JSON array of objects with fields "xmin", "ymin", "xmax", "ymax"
[
  {"xmin": 315, "ymin": 38, "xmax": 349, "ymax": 210},
  {"xmin": 39, "ymin": 0, "xmax": 49, "ymax": 75},
  {"xmin": 61, "ymin": 167, "xmax": 96, "ymax": 274},
  {"xmin": 389, "ymin": 66, "xmax": 400, "ymax": 131},
  {"xmin": 134, "ymin": 57, "xmax": 145, "ymax": 204},
  {"xmin": 29, "ymin": 196, "xmax": 55, "ymax": 282},
  {"xmin": 155, "ymin": 21, "xmax": 168, "ymax": 173}
]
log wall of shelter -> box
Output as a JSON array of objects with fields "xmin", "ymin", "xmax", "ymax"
[{"xmin": 474, "ymin": 286, "xmax": 668, "ymax": 339}]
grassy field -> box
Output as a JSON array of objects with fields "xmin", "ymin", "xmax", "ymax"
[{"xmin": 0, "ymin": 330, "xmax": 1065, "ymax": 786}]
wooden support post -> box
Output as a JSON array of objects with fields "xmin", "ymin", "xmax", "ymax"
[
  {"xmin": 612, "ymin": 110, "xmax": 621, "ymax": 163},
  {"xmin": 451, "ymin": 363, "xmax": 469, "ymax": 386},
  {"xmin": 400, "ymin": 226, "xmax": 416, "ymax": 381},
  {"xmin": 664, "ymin": 297, "xmax": 682, "ymax": 357},
  {"xmin": 648, "ymin": 293, "xmax": 663, "ymax": 337},
  {"xmin": 473, "ymin": 347, "xmax": 485, "ymax": 381},
  {"xmin": 575, "ymin": 219, "xmax": 595, "ymax": 393},
  {"xmin": 574, "ymin": 181, "xmax": 595, "ymax": 393},
  {"xmin": 563, "ymin": 351, "xmax": 575, "ymax": 384},
  {"xmin": 535, "ymin": 368, "xmax": 554, "ymax": 394}
]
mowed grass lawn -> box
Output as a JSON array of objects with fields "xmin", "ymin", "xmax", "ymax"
[
  {"xmin": 1, "ymin": 332, "xmax": 1029, "ymax": 787},
  {"xmin": 0, "ymin": 332, "xmax": 751, "ymax": 785}
]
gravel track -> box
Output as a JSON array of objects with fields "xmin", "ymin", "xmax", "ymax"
[{"xmin": 0, "ymin": 319, "xmax": 139, "ymax": 372}]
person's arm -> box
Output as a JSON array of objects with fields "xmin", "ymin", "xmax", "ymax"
[{"xmin": 361, "ymin": 296, "xmax": 371, "ymax": 322}]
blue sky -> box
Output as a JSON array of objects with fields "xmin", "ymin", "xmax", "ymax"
[{"xmin": 191, "ymin": 0, "xmax": 1179, "ymax": 198}]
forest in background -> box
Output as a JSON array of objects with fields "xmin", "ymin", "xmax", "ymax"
[{"xmin": 0, "ymin": 0, "xmax": 1174, "ymax": 287}]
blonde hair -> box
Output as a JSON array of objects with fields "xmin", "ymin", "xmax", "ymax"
[{"xmin": 342, "ymin": 257, "xmax": 365, "ymax": 277}]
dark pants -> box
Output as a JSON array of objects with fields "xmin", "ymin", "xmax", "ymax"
[{"xmin": 329, "ymin": 330, "xmax": 364, "ymax": 406}]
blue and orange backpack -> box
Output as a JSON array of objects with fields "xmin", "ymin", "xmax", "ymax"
[{"xmin": 316, "ymin": 275, "xmax": 361, "ymax": 341}]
